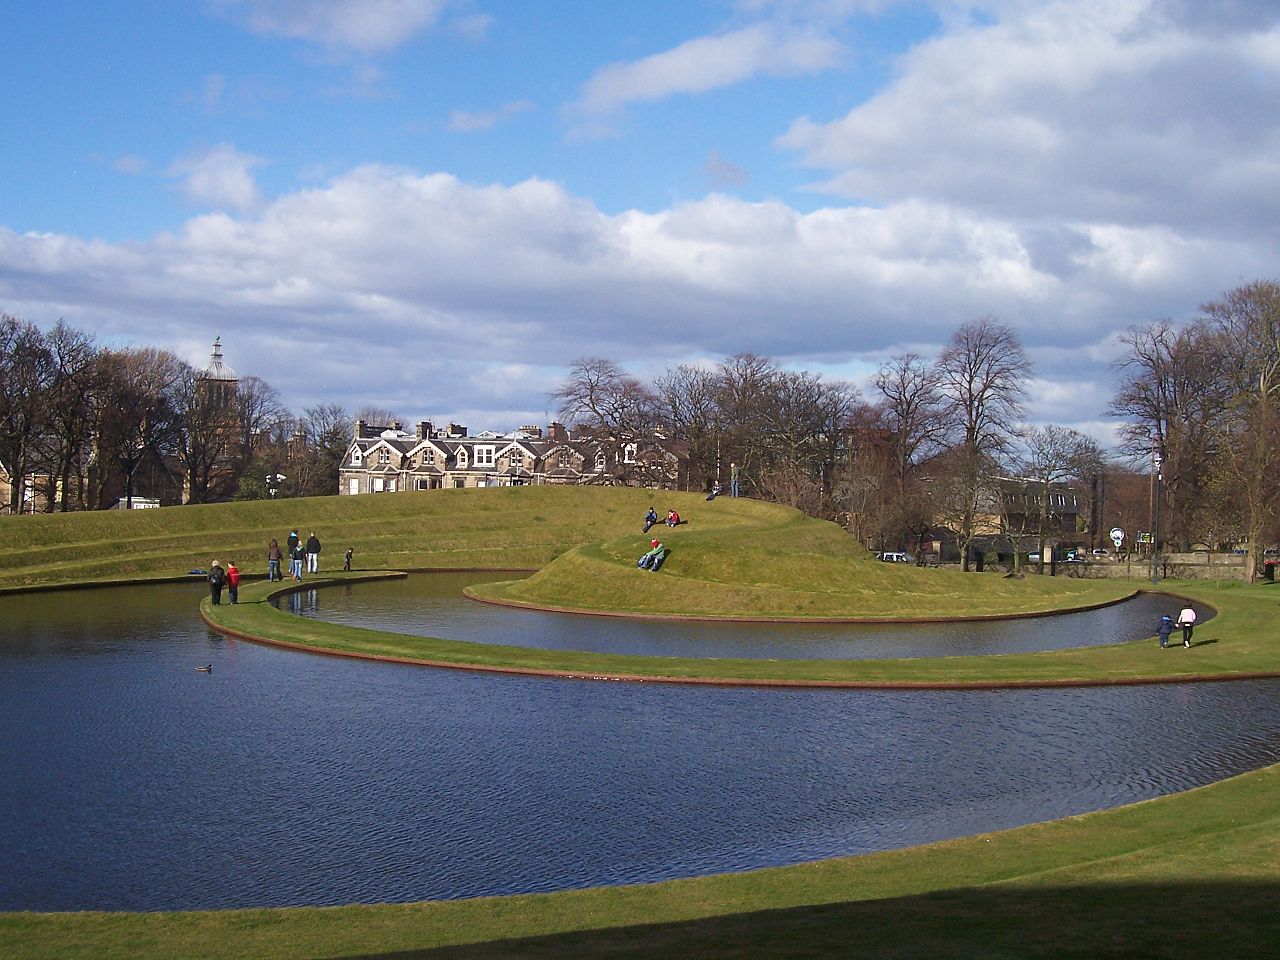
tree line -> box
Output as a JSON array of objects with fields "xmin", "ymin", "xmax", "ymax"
[
  {"xmin": 0, "ymin": 316, "xmax": 353, "ymax": 512},
  {"xmin": 552, "ymin": 280, "xmax": 1280, "ymax": 580}
]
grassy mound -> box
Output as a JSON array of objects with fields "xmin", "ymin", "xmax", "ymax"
[
  {"xmin": 0, "ymin": 487, "xmax": 668, "ymax": 591},
  {"xmin": 471, "ymin": 496, "xmax": 1133, "ymax": 619}
]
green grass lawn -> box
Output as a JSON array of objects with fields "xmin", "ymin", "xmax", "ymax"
[{"xmin": 5, "ymin": 487, "xmax": 1280, "ymax": 958}]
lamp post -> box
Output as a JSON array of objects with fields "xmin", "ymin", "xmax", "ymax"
[
  {"xmin": 266, "ymin": 473, "xmax": 286, "ymax": 499},
  {"xmin": 1151, "ymin": 455, "xmax": 1162, "ymax": 585}
]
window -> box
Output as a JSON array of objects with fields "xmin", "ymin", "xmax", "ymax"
[
  {"xmin": 623, "ymin": 443, "xmax": 637, "ymax": 464},
  {"xmin": 475, "ymin": 446, "xmax": 495, "ymax": 467},
  {"xmin": 378, "ymin": 449, "xmax": 390, "ymax": 465},
  {"xmin": 373, "ymin": 477, "xmax": 384, "ymax": 492},
  {"xmin": 348, "ymin": 478, "xmax": 360, "ymax": 495},
  {"xmin": 351, "ymin": 449, "xmax": 362, "ymax": 466},
  {"xmin": 453, "ymin": 478, "xmax": 466, "ymax": 488},
  {"xmin": 594, "ymin": 451, "xmax": 607, "ymax": 471},
  {"xmin": 509, "ymin": 452, "xmax": 524, "ymax": 471},
  {"xmin": 387, "ymin": 479, "xmax": 396, "ymax": 492},
  {"xmin": 416, "ymin": 478, "xmax": 429, "ymax": 491},
  {"xmin": 456, "ymin": 448, "xmax": 468, "ymax": 469}
]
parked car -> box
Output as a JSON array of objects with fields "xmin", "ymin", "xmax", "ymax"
[
  {"xmin": 878, "ymin": 551, "xmax": 914, "ymax": 563},
  {"xmin": 1091, "ymin": 548, "xmax": 1110, "ymax": 558},
  {"xmin": 1027, "ymin": 553, "xmax": 1040, "ymax": 563}
]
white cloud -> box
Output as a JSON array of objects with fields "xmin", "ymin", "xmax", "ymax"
[
  {"xmin": 576, "ymin": 23, "xmax": 844, "ymax": 114},
  {"xmin": 168, "ymin": 144, "xmax": 267, "ymax": 212},
  {"xmin": 448, "ymin": 100, "xmax": 535, "ymax": 132},
  {"xmin": 209, "ymin": 0, "xmax": 453, "ymax": 54},
  {"xmin": 776, "ymin": 0, "xmax": 1280, "ymax": 237}
]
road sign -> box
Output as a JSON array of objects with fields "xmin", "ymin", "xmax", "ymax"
[{"xmin": 1109, "ymin": 527, "xmax": 1124, "ymax": 548}]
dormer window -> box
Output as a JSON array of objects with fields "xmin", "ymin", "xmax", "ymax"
[
  {"xmin": 623, "ymin": 443, "xmax": 637, "ymax": 464},
  {"xmin": 594, "ymin": 451, "xmax": 607, "ymax": 471},
  {"xmin": 457, "ymin": 448, "xmax": 468, "ymax": 469},
  {"xmin": 475, "ymin": 446, "xmax": 495, "ymax": 467},
  {"xmin": 351, "ymin": 449, "xmax": 362, "ymax": 466}
]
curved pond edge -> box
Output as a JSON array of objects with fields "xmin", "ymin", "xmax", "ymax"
[
  {"xmin": 463, "ymin": 582, "xmax": 1148, "ymax": 623},
  {"xmin": 194, "ymin": 572, "xmax": 1277, "ymax": 691}
]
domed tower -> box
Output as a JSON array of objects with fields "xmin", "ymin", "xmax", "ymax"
[{"xmin": 199, "ymin": 336, "xmax": 239, "ymax": 407}]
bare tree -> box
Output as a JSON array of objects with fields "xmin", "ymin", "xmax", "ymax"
[
  {"xmin": 872, "ymin": 352, "xmax": 946, "ymax": 495},
  {"xmin": 655, "ymin": 363, "xmax": 722, "ymax": 487},
  {"xmin": 550, "ymin": 357, "xmax": 658, "ymax": 439},
  {"xmin": 1110, "ymin": 320, "xmax": 1230, "ymax": 551},
  {"xmin": 0, "ymin": 316, "xmax": 57, "ymax": 513},
  {"xmin": 1018, "ymin": 425, "xmax": 1105, "ymax": 574},
  {"xmin": 95, "ymin": 348, "xmax": 186, "ymax": 508},
  {"xmin": 935, "ymin": 316, "xmax": 1032, "ymax": 570},
  {"xmin": 1201, "ymin": 280, "xmax": 1280, "ymax": 580},
  {"xmin": 42, "ymin": 321, "xmax": 102, "ymax": 511}
]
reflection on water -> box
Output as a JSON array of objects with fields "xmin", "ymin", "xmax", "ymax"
[
  {"xmin": 0, "ymin": 579, "xmax": 1273, "ymax": 914},
  {"xmin": 281, "ymin": 573, "xmax": 1211, "ymax": 659}
]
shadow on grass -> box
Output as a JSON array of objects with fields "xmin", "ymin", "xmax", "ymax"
[{"xmin": 327, "ymin": 882, "xmax": 1280, "ymax": 960}]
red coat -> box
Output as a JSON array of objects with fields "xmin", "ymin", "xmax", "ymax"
[{"xmin": 226, "ymin": 566, "xmax": 241, "ymax": 587}]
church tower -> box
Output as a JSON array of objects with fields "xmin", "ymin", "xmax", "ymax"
[{"xmin": 199, "ymin": 336, "xmax": 239, "ymax": 406}]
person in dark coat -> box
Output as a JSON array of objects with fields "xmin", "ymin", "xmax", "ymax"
[
  {"xmin": 208, "ymin": 561, "xmax": 226, "ymax": 605},
  {"xmin": 305, "ymin": 532, "xmax": 322, "ymax": 574},
  {"xmin": 1156, "ymin": 614, "xmax": 1173, "ymax": 649},
  {"xmin": 643, "ymin": 507, "xmax": 658, "ymax": 533},
  {"xmin": 286, "ymin": 530, "xmax": 300, "ymax": 556}
]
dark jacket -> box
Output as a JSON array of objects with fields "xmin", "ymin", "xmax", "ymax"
[
  {"xmin": 306, "ymin": 535, "xmax": 321, "ymax": 553},
  {"xmin": 208, "ymin": 565, "xmax": 226, "ymax": 587}
]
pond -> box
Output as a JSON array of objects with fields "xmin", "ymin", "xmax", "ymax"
[
  {"xmin": 1, "ymin": 577, "xmax": 1273, "ymax": 913},
  {"xmin": 276, "ymin": 572, "xmax": 1210, "ymax": 659}
]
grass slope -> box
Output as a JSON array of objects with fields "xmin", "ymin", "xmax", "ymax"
[{"xmin": 3, "ymin": 763, "xmax": 1278, "ymax": 959}]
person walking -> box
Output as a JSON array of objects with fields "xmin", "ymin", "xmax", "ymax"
[
  {"xmin": 343, "ymin": 547, "xmax": 353, "ymax": 572},
  {"xmin": 305, "ymin": 532, "xmax": 322, "ymax": 574},
  {"xmin": 267, "ymin": 538, "xmax": 282, "ymax": 581},
  {"xmin": 1156, "ymin": 614, "xmax": 1173, "ymax": 649},
  {"xmin": 1177, "ymin": 604, "xmax": 1197, "ymax": 647},
  {"xmin": 291, "ymin": 542, "xmax": 306, "ymax": 581},
  {"xmin": 226, "ymin": 561, "xmax": 241, "ymax": 605},
  {"xmin": 208, "ymin": 561, "xmax": 226, "ymax": 605},
  {"xmin": 286, "ymin": 529, "xmax": 300, "ymax": 557}
]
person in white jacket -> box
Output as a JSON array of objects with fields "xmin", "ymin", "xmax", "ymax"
[{"xmin": 1177, "ymin": 605, "xmax": 1197, "ymax": 647}]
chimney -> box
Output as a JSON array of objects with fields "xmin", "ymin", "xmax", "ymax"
[
  {"xmin": 519, "ymin": 424, "xmax": 543, "ymax": 438},
  {"xmin": 448, "ymin": 423, "xmax": 467, "ymax": 438},
  {"xmin": 355, "ymin": 419, "xmax": 366, "ymax": 438},
  {"xmin": 548, "ymin": 421, "xmax": 569, "ymax": 444},
  {"xmin": 392, "ymin": 421, "xmax": 402, "ymax": 432},
  {"xmin": 416, "ymin": 420, "xmax": 432, "ymax": 440}
]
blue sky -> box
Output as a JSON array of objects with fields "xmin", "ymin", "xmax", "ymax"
[{"xmin": 3, "ymin": 1, "xmax": 1279, "ymax": 445}]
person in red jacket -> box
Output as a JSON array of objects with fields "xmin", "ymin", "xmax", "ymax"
[{"xmin": 226, "ymin": 561, "xmax": 241, "ymax": 605}]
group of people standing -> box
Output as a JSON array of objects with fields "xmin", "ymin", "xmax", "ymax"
[
  {"xmin": 267, "ymin": 530, "xmax": 324, "ymax": 582},
  {"xmin": 207, "ymin": 529, "xmax": 355, "ymax": 604}
]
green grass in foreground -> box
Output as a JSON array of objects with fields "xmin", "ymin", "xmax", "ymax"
[{"xmin": 4, "ymin": 763, "xmax": 1278, "ymax": 959}]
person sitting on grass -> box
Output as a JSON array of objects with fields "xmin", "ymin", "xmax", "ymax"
[
  {"xmin": 638, "ymin": 538, "xmax": 665, "ymax": 570},
  {"xmin": 666, "ymin": 509, "xmax": 680, "ymax": 527},
  {"xmin": 643, "ymin": 506, "xmax": 659, "ymax": 533}
]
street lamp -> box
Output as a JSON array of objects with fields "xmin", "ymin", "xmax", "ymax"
[
  {"xmin": 266, "ymin": 473, "xmax": 286, "ymax": 499},
  {"xmin": 1151, "ymin": 455, "xmax": 1162, "ymax": 585}
]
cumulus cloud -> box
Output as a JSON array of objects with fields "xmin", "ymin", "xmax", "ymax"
[
  {"xmin": 776, "ymin": 0, "xmax": 1280, "ymax": 238},
  {"xmin": 576, "ymin": 23, "xmax": 844, "ymax": 114},
  {"xmin": 209, "ymin": 0, "xmax": 453, "ymax": 54},
  {"xmin": 168, "ymin": 144, "xmax": 267, "ymax": 212}
]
